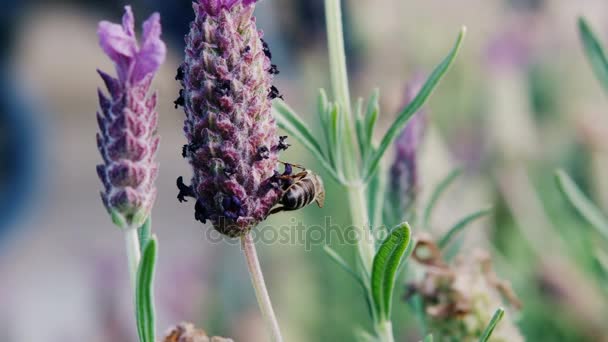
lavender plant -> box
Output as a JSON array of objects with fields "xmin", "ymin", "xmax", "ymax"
[
  {"xmin": 96, "ymin": 6, "xmax": 165, "ymax": 341},
  {"xmin": 174, "ymin": 1, "xmax": 289, "ymax": 340},
  {"xmin": 272, "ymin": 0, "xmax": 466, "ymax": 339}
]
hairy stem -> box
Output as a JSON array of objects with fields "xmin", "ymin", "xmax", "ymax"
[
  {"xmin": 241, "ymin": 233, "xmax": 284, "ymax": 342},
  {"xmin": 324, "ymin": 0, "xmax": 359, "ymax": 180},
  {"xmin": 347, "ymin": 185, "xmax": 375, "ymax": 273},
  {"xmin": 124, "ymin": 227, "xmax": 141, "ymax": 292}
]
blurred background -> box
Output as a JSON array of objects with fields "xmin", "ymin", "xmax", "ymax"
[{"xmin": 1, "ymin": 0, "xmax": 608, "ymax": 341}]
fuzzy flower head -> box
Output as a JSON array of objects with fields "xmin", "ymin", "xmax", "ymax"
[
  {"xmin": 96, "ymin": 6, "xmax": 166, "ymax": 228},
  {"xmin": 389, "ymin": 75, "xmax": 428, "ymax": 219},
  {"xmin": 176, "ymin": 0, "xmax": 286, "ymax": 237}
]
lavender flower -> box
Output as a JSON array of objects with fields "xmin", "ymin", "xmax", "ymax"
[
  {"xmin": 176, "ymin": 0, "xmax": 286, "ymax": 237},
  {"xmin": 389, "ymin": 75, "xmax": 428, "ymax": 218},
  {"xmin": 96, "ymin": 6, "xmax": 166, "ymax": 228}
]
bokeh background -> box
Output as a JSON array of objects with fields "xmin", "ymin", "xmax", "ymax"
[{"xmin": 1, "ymin": 0, "xmax": 608, "ymax": 341}]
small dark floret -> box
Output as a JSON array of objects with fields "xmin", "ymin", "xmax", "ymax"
[
  {"xmin": 261, "ymin": 38, "xmax": 272, "ymax": 59},
  {"xmin": 177, "ymin": 176, "xmax": 195, "ymax": 202},
  {"xmin": 174, "ymin": 89, "xmax": 185, "ymax": 108},
  {"xmin": 269, "ymin": 64, "xmax": 279, "ymax": 75},
  {"xmin": 268, "ymin": 85, "xmax": 283, "ymax": 100},
  {"xmin": 276, "ymin": 136, "xmax": 290, "ymax": 151},
  {"xmin": 257, "ymin": 146, "xmax": 270, "ymax": 160},
  {"xmin": 176, "ymin": 65, "xmax": 185, "ymax": 81}
]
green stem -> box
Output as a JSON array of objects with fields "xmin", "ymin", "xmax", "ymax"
[
  {"xmin": 241, "ymin": 233, "xmax": 284, "ymax": 342},
  {"xmin": 124, "ymin": 227, "xmax": 141, "ymax": 292},
  {"xmin": 324, "ymin": 0, "xmax": 359, "ymax": 180},
  {"xmin": 347, "ymin": 185, "xmax": 376, "ymax": 274},
  {"xmin": 376, "ymin": 320, "xmax": 395, "ymax": 342}
]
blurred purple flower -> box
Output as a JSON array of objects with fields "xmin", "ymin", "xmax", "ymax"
[
  {"xmin": 96, "ymin": 6, "xmax": 166, "ymax": 228},
  {"xmin": 176, "ymin": 0, "xmax": 285, "ymax": 237},
  {"xmin": 390, "ymin": 75, "xmax": 428, "ymax": 215}
]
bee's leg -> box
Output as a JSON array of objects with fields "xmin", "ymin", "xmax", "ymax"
[{"xmin": 269, "ymin": 205, "xmax": 286, "ymax": 215}]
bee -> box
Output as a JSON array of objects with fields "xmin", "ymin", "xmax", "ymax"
[{"xmin": 269, "ymin": 163, "xmax": 325, "ymax": 215}]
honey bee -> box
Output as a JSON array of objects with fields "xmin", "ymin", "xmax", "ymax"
[{"xmin": 269, "ymin": 163, "xmax": 325, "ymax": 215}]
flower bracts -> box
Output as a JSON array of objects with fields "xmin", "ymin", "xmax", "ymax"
[
  {"xmin": 176, "ymin": 0, "xmax": 286, "ymax": 237},
  {"xmin": 96, "ymin": 6, "xmax": 166, "ymax": 228}
]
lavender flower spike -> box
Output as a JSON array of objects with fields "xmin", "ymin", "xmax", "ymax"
[
  {"xmin": 176, "ymin": 0, "xmax": 286, "ymax": 237},
  {"xmin": 96, "ymin": 6, "xmax": 166, "ymax": 228},
  {"xmin": 389, "ymin": 75, "xmax": 428, "ymax": 216}
]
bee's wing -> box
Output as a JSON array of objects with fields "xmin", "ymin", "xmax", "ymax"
[{"xmin": 315, "ymin": 180, "xmax": 326, "ymax": 208}]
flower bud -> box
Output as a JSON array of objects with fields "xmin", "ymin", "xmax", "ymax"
[{"xmin": 96, "ymin": 6, "xmax": 166, "ymax": 228}]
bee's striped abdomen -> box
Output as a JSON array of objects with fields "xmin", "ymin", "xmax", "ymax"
[{"xmin": 282, "ymin": 178, "xmax": 316, "ymax": 210}]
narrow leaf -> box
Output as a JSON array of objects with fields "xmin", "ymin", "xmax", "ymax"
[
  {"xmin": 479, "ymin": 308, "xmax": 505, "ymax": 342},
  {"xmin": 555, "ymin": 169, "xmax": 608, "ymax": 240},
  {"xmin": 364, "ymin": 27, "xmax": 466, "ymax": 182},
  {"xmin": 371, "ymin": 222, "xmax": 412, "ymax": 320},
  {"xmin": 367, "ymin": 162, "xmax": 387, "ymax": 232},
  {"xmin": 138, "ymin": 218, "xmax": 151, "ymax": 252},
  {"xmin": 330, "ymin": 103, "xmax": 344, "ymax": 176},
  {"xmin": 578, "ymin": 17, "xmax": 608, "ymax": 93},
  {"xmin": 355, "ymin": 97, "xmax": 366, "ymax": 159},
  {"xmin": 273, "ymin": 99, "xmax": 343, "ymax": 183},
  {"xmin": 323, "ymin": 245, "xmax": 365, "ymax": 288},
  {"xmin": 438, "ymin": 207, "xmax": 492, "ymax": 249},
  {"xmin": 317, "ymin": 89, "xmax": 334, "ymax": 165},
  {"xmin": 364, "ymin": 89, "xmax": 380, "ymax": 148},
  {"xmin": 423, "ymin": 168, "xmax": 462, "ymax": 229},
  {"xmin": 136, "ymin": 237, "xmax": 158, "ymax": 342}
]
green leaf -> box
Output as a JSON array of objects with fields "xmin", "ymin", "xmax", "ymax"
[
  {"xmin": 323, "ymin": 245, "xmax": 365, "ymax": 288},
  {"xmin": 138, "ymin": 218, "xmax": 152, "ymax": 252},
  {"xmin": 555, "ymin": 169, "xmax": 608, "ymax": 240},
  {"xmin": 423, "ymin": 334, "xmax": 434, "ymax": 342},
  {"xmin": 136, "ymin": 237, "xmax": 158, "ymax": 342},
  {"xmin": 317, "ymin": 89, "xmax": 334, "ymax": 164},
  {"xmin": 355, "ymin": 97, "xmax": 366, "ymax": 159},
  {"xmin": 364, "ymin": 90, "xmax": 380, "ymax": 140},
  {"xmin": 367, "ymin": 161, "xmax": 387, "ymax": 232},
  {"xmin": 371, "ymin": 222, "xmax": 412, "ymax": 320},
  {"xmin": 578, "ymin": 17, "xmax": 608, "ymax": 93},
  {"xmin": 438, "ymin": 207, "xmax": 492, "ymax": 249},
  {"xmin": 273, "ymin": 99, "xmax": 343, "ymax": 183},
  {"xmin": 479, "ymin": 307, "xmax": 505, "ymax": 342},
  {"xmin": 423, "ymin": 168, "xmax": 462, "ymax": 229},
  {"xmin": 363, "ymin": 27, "xmax": 466, "ymax": 182},
  {"xmin": 329, "ymin": 103, "xmax": 344, "ymax": 177}
]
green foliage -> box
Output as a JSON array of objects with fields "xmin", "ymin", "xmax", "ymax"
[
  {"xmin": 136, "ymin": 237, "xmax": 158, "ymax": 342},
  {"xmin": 423, "ymin": 169, "xmax": 462, "ymax": 229},
  {"xmin": 479, "ymin": 308, "xmax": 505, "ymax": 342},
  {"xmin": 363, "ymin": 28, "xmax": 466, "ymax": 183},
  {"xmin": 438, "ymin": 208, "xmax": 493, "ymax": 249},
  {"xmin": 555, "ymin": 169, "xmax": 608, "ymax": 240},
  {"xmin": 578, "ymin": 17, "xmax": 608, "ymax": 93},
  {"xmin": 371, "ymin": 223, "xmax": 412, "ymax": 321}
]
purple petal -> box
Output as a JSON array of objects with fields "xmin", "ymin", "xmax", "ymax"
[
  {"xmin": 122, "ymin": 6, "xmax": 135, "ymax": 37},
  {"xmin": 132, "ymin": 13, "xmax": 167, "ymax": 83},
  {"xmin": 97, "ymin": 21, "xmax": 137, "ymax": 62}
]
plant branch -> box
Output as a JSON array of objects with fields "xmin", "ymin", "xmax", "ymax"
[{"xmin": 124, "ymin": 227, "xmax": 141, "ymax": 292}]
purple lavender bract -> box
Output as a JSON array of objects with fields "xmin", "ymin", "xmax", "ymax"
[
  {"xmin": 96, "ymin": 6, "xmax": 166, "ymax": 228},
  {"xmin": 177, "ymin": 0, "xmax": 284, "ymax": 237},
  {"xmin": 390, "ymin": 75, "xmax": 428, "ymax": 216}
]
